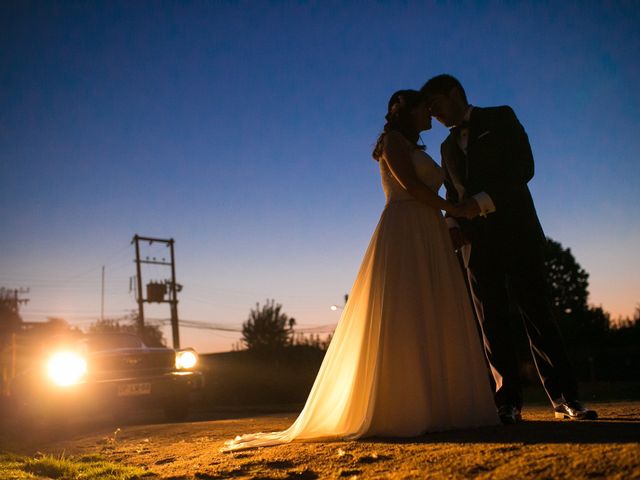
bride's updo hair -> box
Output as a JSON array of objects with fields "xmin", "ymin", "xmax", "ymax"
[{"xmin": 372, "ymin": 89, "xmax": 426, "ymax": 161}]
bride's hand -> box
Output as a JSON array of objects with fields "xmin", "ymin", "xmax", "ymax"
[{"xmin": 456, "ymin": 199, "xmax": 481, "ymax": 219}]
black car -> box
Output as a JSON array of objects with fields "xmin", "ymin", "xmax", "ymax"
[{"xmin": 11, "ymin": 332, "xmax": 202, "ymax": 424}]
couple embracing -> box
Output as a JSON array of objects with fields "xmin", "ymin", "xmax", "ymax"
[{"xmin": 223, "ymin": 74, "xmax": 596, "ymax": 451}]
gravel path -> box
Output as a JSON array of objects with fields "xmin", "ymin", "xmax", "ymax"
[{"xmin": 4, "ymin": 401, "xmax": 640, "ymax": 479}]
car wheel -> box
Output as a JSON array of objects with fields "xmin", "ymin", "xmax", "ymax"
[
  {"xmin": 111, "ymin": 406, "xmax": 131, "ymax": 425},
  {"xmin": 163, "ymin": 396, "xmax": 190, "ymax": 422},
  {"xmin": 8, "ymin": 398, "xmax": 36, "ymax": 431},
  {"xmin": 45, "ymin": 411, "xmax": 69, "ymax": 431}
]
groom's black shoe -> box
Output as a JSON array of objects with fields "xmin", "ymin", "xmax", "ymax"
[
  {"xmin": 554, "ymin": 400, "xmax": 598, "ymax": 420},
  {"xmin": 497, "ymin": 405, "xmax": 522, "ymax": 425}
]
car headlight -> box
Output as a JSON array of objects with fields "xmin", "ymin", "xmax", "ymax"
[
  {"xmin": 175, "ymin": 349, "xmax": 198, "ymax": 370},
  {"xmin": 47, "ymin": 351, "xmax": 87, "ymax": 387}
]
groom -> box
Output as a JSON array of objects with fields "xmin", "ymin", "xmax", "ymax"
[{"xmin": 421, "ymin": 74, "xmax": 597, "ymax": 424}]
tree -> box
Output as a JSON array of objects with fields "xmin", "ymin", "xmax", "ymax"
[
  {"xmin": 292, "ymin": 332, "xmax": 333, "ymax": 351},
  {"xmin": 544, "ymin": 238, "xmax": 589, "ymax": 317},
  {"xmin": 608, "ymin": 303, "xmax": 640, "ymax": 345},
  {"xmin": 544, "ymin": 237, "xmax": 609, "ymax": 344},
  {"xmin": 242, "ymin": 299, "xmax": 295, "ymax": 351},
  {"xmin": 88, "ymin": 312, "xmax": 166, "ymax": 347}
]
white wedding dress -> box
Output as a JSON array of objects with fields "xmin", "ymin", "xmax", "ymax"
[{"xmin": 222, "ymin": 148, "xmax": 499, "ymax": 451}]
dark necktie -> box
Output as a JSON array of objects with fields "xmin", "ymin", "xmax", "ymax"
[{"xmin": 449, "ymin": 121, "xmax": 470, "ymax": 135}]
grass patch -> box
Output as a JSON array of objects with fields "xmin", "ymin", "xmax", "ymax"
[{"xmin": 0, "ymin": 452, "xmax": 150, "ymax": 480}]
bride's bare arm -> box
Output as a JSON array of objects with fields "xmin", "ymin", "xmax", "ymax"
[{"xmin": 382, "ymin": 131, "xmax": 457, "ymax": 215}]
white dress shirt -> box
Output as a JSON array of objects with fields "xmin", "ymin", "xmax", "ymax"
[{"xmin": 446, "ymin": 106, "xmax": 496, "ymax": 229}]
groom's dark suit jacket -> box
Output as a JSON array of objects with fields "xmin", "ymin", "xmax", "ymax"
[{"xmin": 441, "ymin": 106, "xmax": 546, "ymax": 259}]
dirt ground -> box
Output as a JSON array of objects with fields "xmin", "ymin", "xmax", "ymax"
[{"xmin": 2, "ymin": 401, "xmax": 639, "ymax": 479}]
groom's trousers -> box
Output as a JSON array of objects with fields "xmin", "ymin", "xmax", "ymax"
[{"xmin": 466, "ymin": 238, "xmax": 578, "ymax": 409}]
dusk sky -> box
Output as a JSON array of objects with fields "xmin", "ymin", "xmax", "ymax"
[{"xmin": 2, "ymin": 1, "xmax": 639, "ymax": 353}]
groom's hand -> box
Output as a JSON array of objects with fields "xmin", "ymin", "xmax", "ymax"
[
  {"xmin": 449, "ymin": 227, "xmax": 469, "ymax": 251},
  {"xmin": 456, "ymin": 199, "xmax": 481, "ymax": 219}
]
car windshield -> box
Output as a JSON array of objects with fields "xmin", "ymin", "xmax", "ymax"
[{"xmin": 82, "ymin": 334, "xmax": 145, "ymax": 352}]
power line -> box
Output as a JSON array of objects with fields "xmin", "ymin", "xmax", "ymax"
[
  {"xmin": 0, "ymin": 244, "xmax": 132, "ymax": 286},
  {"xmin": 146, "ymin": 317, "xmax": 336, "ymax": 334}
]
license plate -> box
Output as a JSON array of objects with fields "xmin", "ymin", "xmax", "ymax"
[{"xmin": 117, "ymin": 382, "xmax": 151, "ymax": 397}]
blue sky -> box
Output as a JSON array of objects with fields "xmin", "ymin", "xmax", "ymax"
[{"xmin": 1, "ymin": 1, "xmax": 639, "ymax": 352}]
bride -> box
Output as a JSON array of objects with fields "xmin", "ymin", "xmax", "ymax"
[{"xmin": 222, "ymin": 90, "xmax": 499, "ymax": 451}]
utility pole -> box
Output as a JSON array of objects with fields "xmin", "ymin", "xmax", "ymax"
[
  {"xmin": 168, "ymin": 239, "xmax": 180, "ymax": 348},
  {"xmin": 133, "ymin": 236, "xmax": 145, "ymax": 332},
  {"xmin": 0, "ymin": 287, "xmax": 28, "ymax": 397},
  {"xmin": 0, "ymin": 287, "xmax": 29, "ymax": 314},
  {"xmin": 131, "ymin": 235, "xmax": 182, "ymax": 348}
]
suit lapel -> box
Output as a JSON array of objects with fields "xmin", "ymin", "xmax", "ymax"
[
  {"xmin": 466, "ymin": 107, "xmax": 484, "ymax": 160},
  {"xmin": 443, "ymin": 134, "xmax": 467, "ymax": 198}
]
